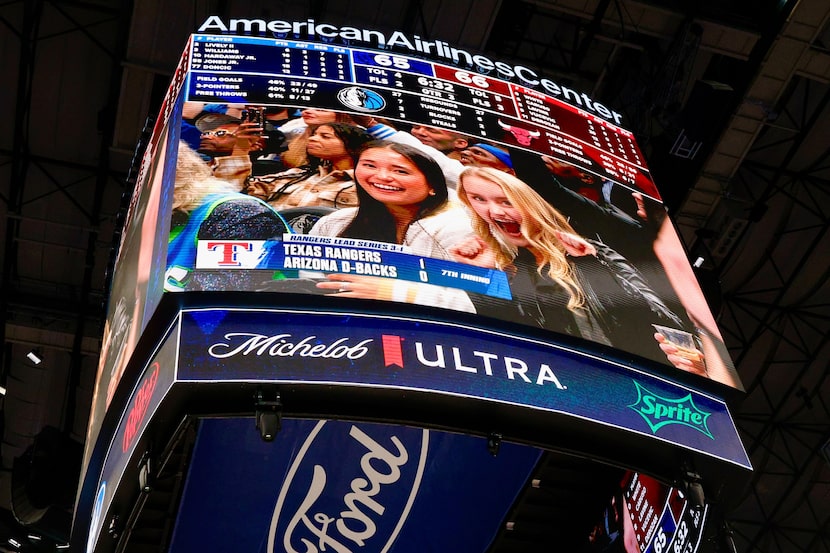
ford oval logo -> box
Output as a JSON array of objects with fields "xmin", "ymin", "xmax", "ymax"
[{"xmin": 268, "ymin": 420, "xmax": 428, "ymax": 553}]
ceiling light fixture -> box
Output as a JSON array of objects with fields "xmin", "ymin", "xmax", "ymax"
[{"xmin": 26, "ymin": 349, "xmax": 42, "ymax": 365}]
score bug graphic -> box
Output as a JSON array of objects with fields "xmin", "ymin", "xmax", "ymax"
[{"xmin": 337, "ymin": 85, "xmax": 386, "ymax": 112}]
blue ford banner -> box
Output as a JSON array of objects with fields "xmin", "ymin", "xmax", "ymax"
[
  {"xmin": 176, "ymin": 308, "xmax": 750, "ymax": 469},
  {"xmin": 168, "ymin": 418, "xmax": 542, "ymax": 552}
]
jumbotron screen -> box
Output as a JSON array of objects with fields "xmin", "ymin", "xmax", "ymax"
[
  {"xmin": 162, "ymin": 26, "xmax": 740, "ymax": 390},
  {"xmin": 83, "ymin": 40, "xmax": 190, "ymax": 470},
  {"xmin": 587, "ymin": 471, "xmax": 709, "ymax": 553},
  {"xmin": 79, "ymin": 21, "xmax": 749, "ymax": 553},
  {"xmin": 89, "ymin": 20, "xmax": 744, "ymax": 466}
]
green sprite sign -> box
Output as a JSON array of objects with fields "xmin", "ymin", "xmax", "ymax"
[{"xmin": 629, "ymin": 381, "xmax": 713, "ymax": 439}]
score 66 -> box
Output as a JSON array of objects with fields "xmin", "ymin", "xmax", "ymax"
[
  {"xmin": 373, "ymin": 53, "xmax": 410, "ymax": 70},
  {"xmin": 455, "ymin": 70, "xmax": 490, "ymax": 89}
]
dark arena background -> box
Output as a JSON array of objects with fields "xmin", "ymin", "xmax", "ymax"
[{"xmin": 1, "ymin": 2, "xmax": 829, "ymax": 553}]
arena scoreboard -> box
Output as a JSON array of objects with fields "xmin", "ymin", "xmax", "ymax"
[
  {"xmin": 187, "ymin": 34, "xmax": 654, "ymax": 195},
  {"xmin": 75, "ymin": 18, "xmax": 750, "ymax": 553}
]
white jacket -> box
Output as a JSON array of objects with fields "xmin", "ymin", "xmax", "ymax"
[
  {"xmin": 308, "ymin": 203, "xmax": 476, "ymax": 312},
  {"xmin": 309, "ymin": 202, "xmax": 474, "ymax": 261}
]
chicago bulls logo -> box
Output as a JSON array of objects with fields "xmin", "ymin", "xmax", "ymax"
[{"xmin": 498, "ymin": 120, "xmax": 541, "ymax": 145}]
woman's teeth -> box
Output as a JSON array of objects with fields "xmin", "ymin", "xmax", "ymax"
[
  {"xmin": 495, "ymin": 219, "xmax": 520, "ymax": 234},
  {"xmin": 371, "ymin": 182, "xmax": 403, "ymax": 191}
]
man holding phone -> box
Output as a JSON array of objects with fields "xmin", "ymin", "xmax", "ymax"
[{"xmin": 194, "ymin": 110, "xmax": 264, "ymax": 189}]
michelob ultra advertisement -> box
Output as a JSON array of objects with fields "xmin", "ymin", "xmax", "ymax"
[{"xmin": 161, "ymin": 21, "xmax": 740, "ymax": 389}]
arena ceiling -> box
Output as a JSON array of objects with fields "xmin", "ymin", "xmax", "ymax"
[{"xmin": 0, "ymin": 0, "xmax": 828, "ymax": 551}]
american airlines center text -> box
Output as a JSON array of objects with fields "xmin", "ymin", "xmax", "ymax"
[{"xmin": 197, "ymin": 16, "xmax": 624, "ymax": 124}]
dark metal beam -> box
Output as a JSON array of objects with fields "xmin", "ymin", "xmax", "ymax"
[
  {"xmin": 64, "ymin": 0, "xmax": 134, "ymax": 432},
  {"xmin": 571, "ymin": 0, "xmax": 611, "ymax": 72},
  {"xmin": 0, "ymin": 0, "xmax": 42, "ymax": 382}
]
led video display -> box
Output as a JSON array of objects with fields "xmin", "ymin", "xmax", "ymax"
[
  {"xmin": 165, "ymin": 30, "xmax": 741, "ymax": 389},
  {"xmin": 177, "ymin": 307, "xmax": 750, "ymax": 469},
  {"xmin": 84, "ymin": 39, "xmax": 190, "ymax": 471},
  {"xmin": 78, "ymin": 21, "xmax": 747, "ymax": 553},
  {"xmin": 587, "ymin": 471, "xmax": 708, "ymax": 553}
]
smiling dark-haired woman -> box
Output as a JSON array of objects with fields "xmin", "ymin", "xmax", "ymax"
[
  {"xmin": 307, "ymin": 141, "xmax": 476, "ymax": 309},
  {"xmin": 309, "ymin": 141, "xmax": 474, "ymax": 257}
]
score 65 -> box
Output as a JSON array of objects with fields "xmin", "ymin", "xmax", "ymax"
[
  {"xmin": 353, "ymin": 50, "xmax": 433, "ymax": 76},
  {"xmin": 373, "ymin": 53, "xmax": 411, "ymax": 70}
]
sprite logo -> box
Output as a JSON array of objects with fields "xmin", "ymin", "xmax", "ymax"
[{"xmin": 628, "ymin": 381, "xmax": 713, "ymax": 439}]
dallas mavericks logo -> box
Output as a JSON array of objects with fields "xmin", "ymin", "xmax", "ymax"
[
  {"xmin": 337, "ymin": 86, "xmax": 386, "ymax": 112},
  {"xmin": 268, "ymin": 421, "xmax": 428, "ymax": 553}
]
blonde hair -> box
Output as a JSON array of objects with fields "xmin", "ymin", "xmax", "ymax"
[
  {"xmin": 458, "ymin": 166, "xmax": 586, "ymax": 310},
  {"xmin": 173, "ymin": 142, "xmax": 238, "ymax": 213}
]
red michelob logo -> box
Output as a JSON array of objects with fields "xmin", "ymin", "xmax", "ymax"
[{"xmin": 122, "ymin": 362, "xmax": 160, "ymax": 452}]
